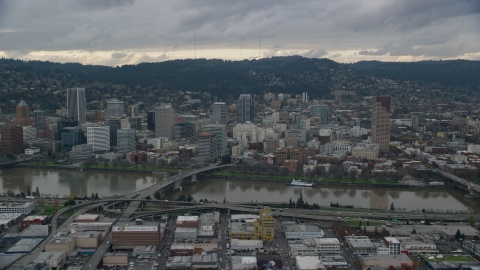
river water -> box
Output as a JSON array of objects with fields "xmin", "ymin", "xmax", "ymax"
[{"xmin": 0, "ymin": 168, "xmax": 478, "ymax": 212}]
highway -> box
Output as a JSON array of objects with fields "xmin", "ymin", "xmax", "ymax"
[
  {"xmin": 8, "ymin": 202, "xmax": 106, "ymax": 269},
  {"xmin": 434, "ymin": 169, "xmax": 480, "ymax": 193}
]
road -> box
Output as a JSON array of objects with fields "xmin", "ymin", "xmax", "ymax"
[
  {"xmin": 274, "ymin": 220, "xmax": 294, "ymax": 270},
  {"xmin": 8, "ymin": 202, "xmax": 106, "ymax": 269}
]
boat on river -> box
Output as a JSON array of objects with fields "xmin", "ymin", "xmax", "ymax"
[{"xmin": 288, "ymin": 179, "xmax": 314, "ymax": 187}]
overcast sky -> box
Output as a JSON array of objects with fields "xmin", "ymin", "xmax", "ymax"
[{"xmin": 0, "ymin": 0, "xmax": 479, "ymax": 66}]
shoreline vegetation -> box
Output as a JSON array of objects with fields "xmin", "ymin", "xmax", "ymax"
[{"xmin": 11, "ymin": 162, "xmax": 450, "ymax": 189}]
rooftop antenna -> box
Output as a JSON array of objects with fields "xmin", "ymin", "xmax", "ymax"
[{"xmin": 258, "ymin": 38, "xmax": 261, "ymax": 59}]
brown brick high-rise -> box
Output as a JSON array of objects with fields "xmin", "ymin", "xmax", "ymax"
[
  {"xmin": 371, "ymin": 96, "xmax": 391, "ymax": 151},
  {"xmin": 14, "ymin": 100, "xmax": 33, "ymax": 126},
  {"xmin": 0, "ymin": 126, "xmax": 23, "ymax": 154}
]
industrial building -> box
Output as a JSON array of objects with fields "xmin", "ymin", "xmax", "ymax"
[
  {"xmin": 112, "ymin": 220, "xmax": 164, "ymax": 249},
  {"xmin": 0, "ymin": 202, "xmax": 35, "ymax": 215},
  {"xmin": 45, "ymin": 237, "xmax": 76, "ymax": 255}
]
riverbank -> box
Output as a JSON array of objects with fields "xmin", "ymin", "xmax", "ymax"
[
  {"xmin": 207, "ymin": 171, "xmax": 442, "ymax": 188},
  {"xmin": 13, "ymin": 163, "xmax": 182, "ymax": 175}
]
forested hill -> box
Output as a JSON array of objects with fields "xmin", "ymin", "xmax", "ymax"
[
  {"xmin": 348, "ymin": 60, "xmax": 480, "ymax": 89},
  {"xmin": 1, "ymin": 57, "xmax": 479, "ymax": 99},
  {"xmin": 0, "ymin": 57, "xmax": 341, "ymax": 98}
]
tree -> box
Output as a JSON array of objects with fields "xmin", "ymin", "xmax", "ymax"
[
  {"xmin": 469, "ymin": 216, "xmax": 475, "ymax": 227},
  {"xmin": 7, "ymin": 189, "xmax": 14, "ymax": 197},
  {"xmin": 223, "ymin": 198, "xmax": 226, "ymax": 203},
  {"xmin": 359, "ymin": 220, "xmax": 362, "ymax": 229},
  {"xmin": 95, "ymin": 193, "xmax": 99, "ymax": 199},
  {"xmin": 186, "ymin": 194, "xmax": 194, "ymax": 202},
  {"xmin": 53, "ymin": 197, "xmax": 59, "ymax": 211},
  {"xmin": 411, "ymin": 228, "xmax": 417, "ymax": 234},
  {"xmin": 390, "ymin": 202, "xmax": 395, "ymax": 211},
  {"xmin": 26, "ymin": 185, "xmax": 31, "ymax": 196},
  {"xmin": 388, "ymin": 265, "xmax": 396, "ymax": 270},
  {"xmin": 455, "ymin": 229, "xmax": 462, "ymax": 239},
  {"xmin": 35, "ymin": 186, "xmax": 40, "ymax": 197}
]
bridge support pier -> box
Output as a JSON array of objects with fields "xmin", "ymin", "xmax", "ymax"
[
  {"xmin": 174, "ymin": 181, "xmax": 182, "ymax": 191},
  {"xmin": 191, "ymin": 174, "xmax": 197, "ymax": 184}
]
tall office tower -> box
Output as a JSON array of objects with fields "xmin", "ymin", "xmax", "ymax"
[
  {"xmin": 302, "ymin": 92, "xmax": 309, "ymax": 104},
  {"xmin": 33, "ymin": 110, "xmax": 45, "ymax": 131},
  {"xmin": 237, "ymin": 94, "xmax": 254, "ymax": 123},
  {"xmin": 310, "ymin": 105, "xmax": 332, "ymax": 124},
  {"xmin": 203, "ymin": 124, "xmax": 227, "ymax": 157},
  {"xmin": 67, "ymin": 88, "xmax": 86, "ymax": 124},
  {"xmin": 106, "ymin": 117, "xmax": 122, "ymax": 147},
  {"xmin": 14, "ymin": 100, "xmax": 33, "ymax": 126},
  {"xmin": 371, "ymin": 96, "xmax": 391, "ymax": 151},
  {"xmin": 117, "ymin": 129, "xmax": 136, "ymax": 154},
  {"xmin": 155, "ymin": 105, "xmax": 175, "ymax": 140},
  {"xmin": 128, "ymin": 105, "xmax": 139, "ymax": 117},
  {"xmin": 127, "ymin": 116, "xmax": 142, "ymax": 131},
  {"xmin": 211, "ymin": 102, "xmax": 227, "ymax": 125},
  {"xmin": 87, "ymin": 125, "xmax": 110, "ymax": 152},
  {"xmin": 147, "ymin": 111, "xmax": 155, "ymax": 132},
  {"xmin": 0, "ymin": 126, "xmax": 23, "ymax": 154},
  {"xmin": 61, "ymin": 127, "xmax": 85, "ymax": 152},
  {"xmin": 198, "ymin": 132, "xmax": 217, "ymax": 163},
  {"xmin": 104, "ymin": 99, "xmax": 124, "ymax": 120}
]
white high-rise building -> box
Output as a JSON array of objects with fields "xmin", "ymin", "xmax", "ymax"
[
  {"xmin": 155, "ymin": 105, "xmax": 176, "ymax": 140},
  {"xmin": 302, "ymin": 92, "xmax": 309, "ymax": 103},
  {"xmin": 117, "ymin": 129, "xmax": 136, "ymax": 154},
  {"xmin": 67, "ymin": 88, "xmax": 86, "ymax": 124},
  {"xmin": 87, "ymin": 126, "xmax": 110, "ymax": 152},
  {"xmin": 203, "ymin": 124, "xmax": 227, "ymax": 157},
  {"xmin": 104, "ymin": 99, "xmax": 124, "ymax": 120},
  {"xmin": 198, "ymin": 132, "xmax": 217, "ymax": 163},
  {"xmin": 211, "ymin": 102, "xmax": 227, "ymax": 125},
  {"xmin": 232, "ymin": 122, "xmax": 266, "ymax": 143}
]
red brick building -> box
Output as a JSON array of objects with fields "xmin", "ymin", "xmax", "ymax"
[
  {"xmin": 21, "ymin": 215, "xmax": 49, "ymax": 229},
  {"xmin": 126, "ymin": 151, "xmax": 148, "ymax": 163},
  {"xmin": 1, "ymin": 125, "xmax": 24, "ymax": 154}
]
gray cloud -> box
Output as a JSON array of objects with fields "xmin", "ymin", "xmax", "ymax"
[{"xmin": 0, "ymin": 0, "xmax": 478, "ymax": 64}]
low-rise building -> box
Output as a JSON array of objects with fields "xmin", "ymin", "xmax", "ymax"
[
  {"xmin": 319, "ymin": 256, "xmax": 348, "ymax": 269},
  {"xmin": 33, "ymin": 252, "xmax": 66, "ymax": 269},
  {"xmin": 361, "ymin": 254, "xmax": 412, "ymax": 268},
  {"xmin": 169, "ymin": 245, "xmax": 195, "ymax": 256},
  {"xmin": 231, "ymin": 256, "xmax": 257, "ymax": 270},
  {"xmin": 132, "ymin": 245, "xmax": 157, "ymax": 258},
  {"xmin": 284, "ymin": 224, "xmax": 324, "ymax": 240},
  {"xmin": 295, "ymin": 256, "xmax": 325, "ymax": 270},
  {"xmin": 45, "ymin": 238, "xmax": 76, "ymax": 255},
  {"xmin": 230, "ymin": 239, "xmax": 263, "ymax": 251},
  {"xmin": 74, "ymin": 214, "xmax": 100, "ymax": 223},
  {"xmin": 112, "ymin": 220, "xmax": 164, "ymax": 249},
  {"xmin": 102, "ymin": 253, "xmax": 129, "ymax": 267},
  {"xmin": 21, "ymin": 216, "xmax": 50, "ymax": 229},
  {"xmin": 5, "ymin": 238, "xmax": 42, "ymax": 254},
  {"xmin": 401, "ymin": 240, "xmax": 438, "ymax": 256},
  {"xmin": 345, "ymin": 236, "xmax": 376, "ymax": 256},
  {"xmin": 75, "ymin": 231, "xmax": 101, "ymax": 248},
  {"xmin": 174, "ymin": 227, "xmax": 198, "ymax": 240},
  {"xmin": 191, "ymin": 254, "xmax": 218, "ymax": 269},
  {"xmin": 383, "ymin": 237, "xmax": 401, "ymax": 254},
  {"xmin": 314, "ymin": 238, "xmax": 340, "ymax": 255},
  {"xmin": 0, "ymin": 202, "xmax": 35, "ymax": 215},
  {"xmin": 18, "ymin": 225, "xmax": 49, "ymax": 240}
]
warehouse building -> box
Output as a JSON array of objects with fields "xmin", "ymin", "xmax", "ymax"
[
  {"xmin": 112, "ymin": 220, "xmax": 164, "ymax": 249},
  {"xmin": 74, "ymin": 214, "xmax": 100, "ymax": 223},
  {"xmin": 345, "ymin": 236, "xmax": 377, "ymax": 256},
  {"xmin": 45, "ymin": 237, "xmax": 76, "ymax": 255},
  {"xmin": 5, "ymin": 238, "xmax": 42, "ymax": 254},
  {"xmin": 169, "ymin": 245, "xmax": 195, "ymax": 256},
  {"xmin": 174, "ymin": 227, "xmax": 198, "ymax": 240},
  {"xmin": 231, "ymin": 239, "xmax": 263, "ymax": 251},
  {"xmin": 75, "ymin": 231, "xmax": 101, "ymax": 248},
  {"xmin": 231, "ymin": 256, "xmax": 257, "ymax": 270},
  {"xmin": 102, "ymin": 253, "xmax": 129, "ymax": 267}
]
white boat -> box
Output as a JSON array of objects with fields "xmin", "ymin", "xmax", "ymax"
[{"xmin": 288, "ymin": 179, "xmax": 314, "ymax": 187}]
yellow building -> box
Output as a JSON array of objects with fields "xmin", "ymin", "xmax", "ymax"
[{"xmin": 230, "ymin": 208, "xmax": 275, "ymax": 241}]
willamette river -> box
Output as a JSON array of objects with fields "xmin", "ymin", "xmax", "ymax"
[{"xmin": 0, "ymin": 168, "xmax": 478, "ymax": 212}]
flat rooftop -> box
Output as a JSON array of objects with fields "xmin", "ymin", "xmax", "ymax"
[
  {"xmin": 295, "ymin": 256, "xmax": 323, "ymax": 270},
  {"xmin": 284, "ymin": 224, "xmax": 322, "ymax": 233},
  {"xmin": 363, "ymin": 254, "xmax": 412, "ymax": 266},
  {"xmin": 345, "ymin": 237, "xmax": 375, "ymax": 249},
  {"xmin": 19, "ymin": 225, "xmax": 49, "ymax": 237},
  {"xmin": 22, "ymin": 215, "xmax": 49, "ymax": 221},
  {"xmin": 177, "ymin": 216, "xmax": 199, "ymax": 222},
  {"xmin": 34, "ymin": 252, "xmax": 64, "ymax": 262},
  {"xmin": 231, "ymin": 222, "xmax": 254, "ymax": 233},
  {"xmin": 46, "ymin": 237, "xmax": 74, "ymax": 244}
]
